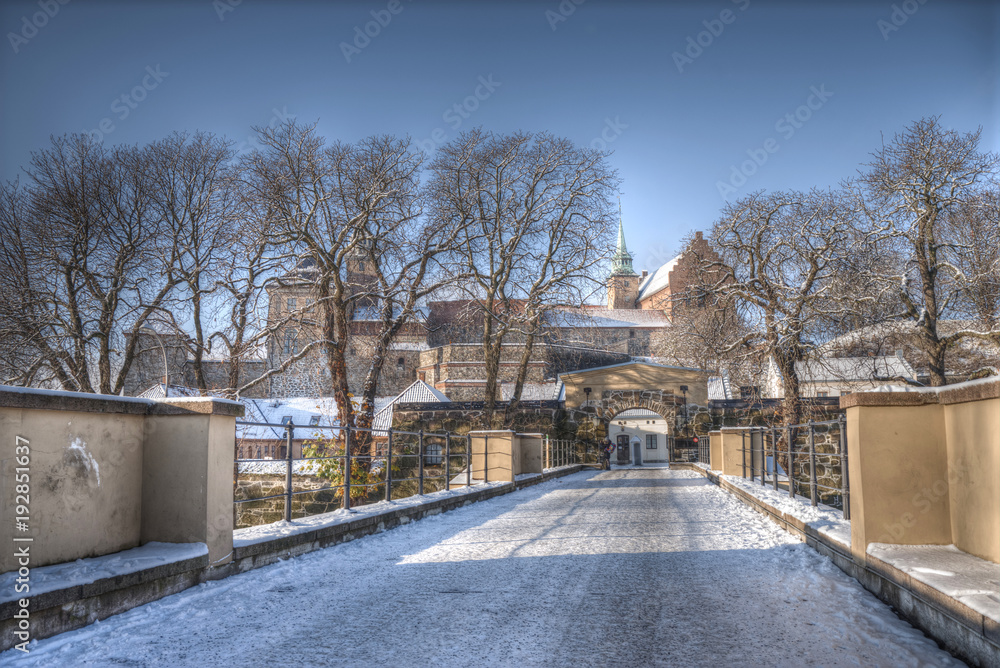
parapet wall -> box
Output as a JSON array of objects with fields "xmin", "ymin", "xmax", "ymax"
[
  {"xmin": 841, "ymin": 378, "xmax": 999, "ymax": 564},
  {"xmin": 0, "ymin": 386, "xmax": 243, "ymax": 572}
]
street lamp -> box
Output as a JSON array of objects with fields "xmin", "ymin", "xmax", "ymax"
[
  {"xmin": 679, "ymin": 385, "xmax": 689, "ymax": 435},
  {"xmin": 139, "ymin": 327, "xmax": 169, "ymax": 391}
]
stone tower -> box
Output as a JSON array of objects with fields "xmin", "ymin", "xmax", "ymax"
[
  {"xmin": 345, "ymin": 238, "xmax": 378, "ymax": 313},
  {"xmin": 607, "ymin": 215, "xmax": 639, "ymax": 310}
]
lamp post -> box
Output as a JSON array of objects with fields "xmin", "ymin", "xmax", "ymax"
[
  {"xmin": 679, "ymin": 385, "xmax": 688, "ymax": 436},
  {"xmin": 139, "ymin": 327, "xmax": 169, "ymax": 391}
]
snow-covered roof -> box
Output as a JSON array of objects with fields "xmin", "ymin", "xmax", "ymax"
[
  {"xmin": 613, "ymin": 408, "xmax": 665, "ymax": 420},
  {"xmin": 637, "ymin": 253, "xmax": 682, "ymax": 301},
  {"xmin": 546, "ymin": 308, "xmax": 670, "ymax": 329},
  {"xmin": 389, "ymin": 341, "xmax": 430, "ymax": 352},
  {"xmin": 138, "ymin": 384, "xmax": 220, "ymax": 399},
  {"xmin": 559, "ymin": 359, "xmax": 704, "ymax": 379},
  {"xmin": 795, "ymin": 356, "xmax": 917, "ymax": 383},
  {"xmin": 500, "ymin": 381, "xmax": 564, "ymax": 401},
  {"xmin": 372, "ymin": 380, "xmax": 451, "ymax": 432},
  {"xmin": 707, "ymin": 374, "xmax": 733, "ymax": 400},
  {"xmin": 238, "ymin": 396, "xmax": 394, "ymax": 440}
]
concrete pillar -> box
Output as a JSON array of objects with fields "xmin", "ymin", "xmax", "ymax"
[
  {"xmin": 141, "ymin": 398, "xmax": 243, "ymax": 566},
  {"xmin": 717, "ymin": 429, "xmax": 749, "ymax": 477},
  {"xmin": 709, "ymin": 430, "xmax": 722, "ymax": 471},
  {"xmin": 842, "ymin": 393, "xmax": 951, "ymax": 565},
  {"xmin": 468, "ymin": 430, "xmax": 515, "ymax": 483}
]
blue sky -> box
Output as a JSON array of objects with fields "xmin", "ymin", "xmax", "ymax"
[{"xmin": 2, "ymin": 0, "xmax": 997, "ymax": 274}]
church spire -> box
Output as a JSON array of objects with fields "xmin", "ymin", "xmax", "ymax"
[{"xmin": 610, "ymin": 200, "xmax": 636, "ymax": 276}]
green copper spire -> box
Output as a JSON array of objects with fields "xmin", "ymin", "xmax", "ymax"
[{"xmin": 610, "ymin": 202, "xmax": 636, "ymax": 276}]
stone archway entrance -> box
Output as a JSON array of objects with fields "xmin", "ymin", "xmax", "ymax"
[
  {"xmin": 558, "ymin": 360, "xmax": 709, "ymax": 463},
  {"xmin": 605, "ymin": 404, "xmax": 673, "ymax": 466}
]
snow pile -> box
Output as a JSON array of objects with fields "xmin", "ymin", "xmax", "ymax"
[
  {"xmin": 0, "ymin": 542, "xmax": 207, "ymax": 604},
  {"xmin": 237, "ymin": 460, "xmax": 320, "ymax": 475},
  {"xmin": 721, "ymin": 473, "xmax": 852, "ymax": 548}
]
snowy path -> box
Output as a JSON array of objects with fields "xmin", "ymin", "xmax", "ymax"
[{"xmin": 6, "ymin": 468, "xmax": 962, "ymax": 667}]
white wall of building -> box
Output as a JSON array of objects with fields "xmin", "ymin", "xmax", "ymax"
[{"xmin": 609, "ymin": 409, "xmax": 670, "ymax": 463}]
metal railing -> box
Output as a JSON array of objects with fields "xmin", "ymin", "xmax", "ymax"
[
  {"xmin": 235, "ymin": 423, "xmax": 591, "ymax": 526},
  {"xmin": 697, "ymin": 437, "xmax": 710, "ymax": 465},
  {"xmin": 544, "ymin": 438, "xmax": 601, "ymax": 468},
  {"xmin": 235, "ymin": 421, "xmax": 480, "ymax": 524},
  {"xmin": 739, "ymin": 415, "xmax": 850, "ymax": 520}
]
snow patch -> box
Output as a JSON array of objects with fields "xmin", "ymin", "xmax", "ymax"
[
  {"xmin": 0, "ymin": 542, "xmax": 207, "ymax": 604},
  {"xmin": 67, "ymin": 437, "xmax": 100, "ymax": 486}
]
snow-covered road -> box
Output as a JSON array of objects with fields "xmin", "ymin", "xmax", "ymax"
[{"xmin": 5, "ymin": 468, "xmax": 962, "ymax": 667}]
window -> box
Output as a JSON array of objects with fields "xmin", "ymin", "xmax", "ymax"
[
  {"xmin": 646, "ymin": 434, "xmax": 658, "ymax": 449},
  {"xmin": 287, "ymin": 297, "xmax": 297, "ymax": 311},
  {"xmin": 309, "ymin": 415, "xmax": 320, "ymax": 426},
  {"xmin": 358, "ymin": 261, "xmax": 365, "ymax": 272},
  {"xmin": 817, "ymin": 391, "xmax": 829, "ymax": 398},
  {"xmin": 397, "ymin": 357, "xmax": 405, "ymax": 367},
  {"xmin": 624, "ymin": 280, "xmax": 630, "ymax": 287},
  {"xmin": 283, "ymin": 332, "xmax": 299, "ymax": 356},
  {"xmin": 424, "ymin": 442, "xmax": 443, "ymax": 466},
  {"xmin": 281, "ymin": 416, "xmax": 293, "ymax": 425},
  {"xmin": 629, "ymin": 331, "xmax": 636, "ymax": 338}
]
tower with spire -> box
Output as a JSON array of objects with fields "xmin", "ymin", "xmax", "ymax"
[{"xmin": 607, "ymin": 203, "xmax": 640, "ymax": 310}]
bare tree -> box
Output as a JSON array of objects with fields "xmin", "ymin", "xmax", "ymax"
[
  {"xmin": 244, "ymin": 121, "xmax": 423, "ymax": 432},
  {"xmin": 858, "ymin": 117, "xmax": 1000, "ymax": 385},
  {"xmin": 146, "ymin": 131, "xmax": 241, "ymax": 392},
  {"xmin": 428, "ymin": 129, "xmax": 619, "ymax": 426},
  {"xmin": 0, "ymin": 135, "xmax": 180, "ymax": 394},
  {"xmin": 709, "ymin": 189, "xmax": 852, "ymax": 427}
]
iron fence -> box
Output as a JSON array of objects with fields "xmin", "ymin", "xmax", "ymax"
[
  {"xmin": 697, "ymin": 437, "xmax": 710, "ymax": 465},
  {"xmin": 234, "ymin": 422, "xmax": 590, "ymax": 527},
  {"xmin": 235, "ymin": 422, "xmax": 482, "ymax": 525},
  {"xmin": 739, "ymin": 415, "xmax": 850, "ymax": 519}
]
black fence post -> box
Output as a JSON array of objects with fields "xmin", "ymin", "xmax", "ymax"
[
  {"xmin": 771, "ymin": 427, "xmax": 778, "ymax": 491},
  {"xmin": 759, "ymin": 429, "xmax": 766, "ymax": 487},
  {"xmin": 418, "ymin": 429, "xmax": 424, "ymax": 495},
  {"xmin": 344, "ymin": 426, "xmax": 352, "ymax": 511},
  {"xmin": 284, "ymin": 422, "xmax": 294, "ymax": 522},
  {"xmin": 741, "ymin": 431, "xmax": 746, "ymax": 479},
  {"xmin": 385, "ymin": 430, "xmax": 393, "ymax": 502},
  {"xmin": 445, "ymin": 434, "xmax": 451, "ymax": 491},
  {"xmin": 809, "ymin": 421, "xmax": 818, "ymax": 507},
  {"xmin": 840, "ymin": 414, "xmax": 850, "ymax": 520},
  {"xmin": 466, "ymin": 433, "xmax": 472, "ymax": 487},
  {"xmin": 787, "ymin": 426, "xmax": 795, "ymax": 499},
  {"xmin": 484, "ymin": 434, "xmax": 489, "ymax": 484}
]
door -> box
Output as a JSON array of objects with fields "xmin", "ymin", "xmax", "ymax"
[{"xmin": 616, "ymin": 434, "xmax": 629, "ymax": 464}]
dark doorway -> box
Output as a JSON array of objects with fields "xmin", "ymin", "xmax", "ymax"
[{"xmin": 616, "ymin": 434, "xmax": 629, "ymax": 465}]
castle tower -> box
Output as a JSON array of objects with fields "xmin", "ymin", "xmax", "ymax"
[
  {"xmin": 607, "ymin": 213, "xmax": 639, "ymax": 310},
  {"xmin": 346, "ymin": 237, "xmax": 378, "ymax": 313}
]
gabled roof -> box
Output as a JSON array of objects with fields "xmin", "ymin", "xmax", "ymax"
[
  {"xmin": 372, "ymin": 380, "xmax": 450, "ymax": 432},
  {"xmin": 637, "ymin": 253, "xmax": 681, "ymax": 301}
]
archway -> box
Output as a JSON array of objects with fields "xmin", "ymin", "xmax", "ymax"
[{"xmin": 605, "ymin": 406, "xmax": 673, "ymax": 466}]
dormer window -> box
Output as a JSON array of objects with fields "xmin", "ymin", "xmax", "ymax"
[
  {"xmin": 309, "ymin": 415, "xmax": 320, "ymax": 426},
  {"xmin": 280, "ymin": 416, "xmax": 293, "ymax": 425}
]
